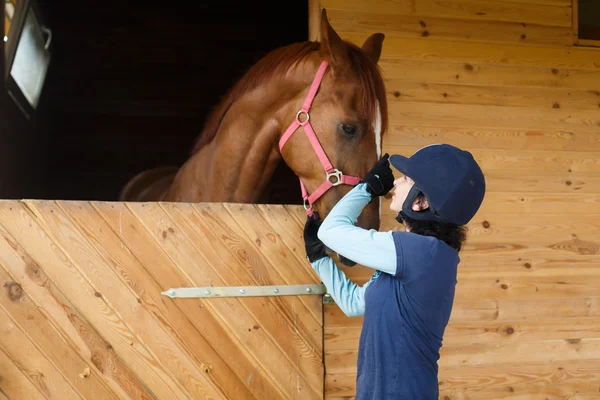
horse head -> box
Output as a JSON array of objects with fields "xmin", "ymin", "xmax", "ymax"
[{"xmin": 279, "ymin": 10, "xmax": 388, "ymax": 266}]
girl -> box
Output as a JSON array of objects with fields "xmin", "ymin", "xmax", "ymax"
[{"xmin": 303, "ymin": 144, "xmax": 486, "ymax": 399}]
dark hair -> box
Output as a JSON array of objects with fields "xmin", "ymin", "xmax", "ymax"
[{"xmin": 398, "ymin": 211, "xmax": 468, "ymax": 252}]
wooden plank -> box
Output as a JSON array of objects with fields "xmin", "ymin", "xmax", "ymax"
[
  {"xmin": 58, "ymin": 201, "xmax": 253, "ymax": 400},
  {"xmin": 325, "ymin": 270, "xmax": 600, "ymax": 299},
  {"xmin": 379, "ymin": 59, "xmax": 600, "ymax": 90},
  {"xmin": 326, "ymin": 338, "xmax": 600, "ymax": 372},
  {"xmin": 416, "ymin": 0, "xmax": 572, "ymax": 27},
  {"xmin": 127, "ymin": 201, "xmax": 319, "ymax": 400},
  {"xmin": 0, "ymin": 305, "xmax": 82, "ymax": 399},
  {"xmin": 0, "ymin": 201, "xmax": 188, "ymax": 400},
  {"xmin": 386, "ymin": 102, "xmax": 600, "ymax": 134},
  {"xmin": 324, "ymin": 0, "xmax": 572, "ymax": 26},
  {"xmin": 339, "ymin": 34, "xmax": 600, "ymax": 69},
  {"xmin": 326, "ymin": 360, "xmax": 600, "ymax": 398},
  {"xmin": 0, "ymin": 265, "xmax": 120, "ymax": 400},
  {"xmin": 340, "ymin": 255, "xmax": 600, "ymax": 284},
  {"xmin": 381, "ymin": 192, "xmax": 600, "ymax": 215},
  {"xmin": 0, "ymin": 217, "xmax": 153, "ymax": 400},
  {"xmin": 385, "ymin": 146, "xmax": 600, "ymax": 174},
  {"xmin": 326, "ymin": 8, "xmax": 573, "ymax": 47},
  {"xmin": 387, "ymin": 81, "xmax": 600, "ymax": 111},
  {"xmin": 383, "ymin": 126, "xmax": 600, "ymax": 154},
  {"xmin": 25, "ymin": 200, "xmax": 225, "ymax": 400},
  {"xmin": 308, "ymin": 0, "xmax": 321, "ymax": 41},
  {"xmin": 221, "ymin": 203, "xmax": 322, "ymax": 322},
  {"xmin": 326, "ymin": 317, "xmax": 600, "ymax": 350},
  {"xmin": 0, "ymin": 346, "xmax": 46, "ymax": 400},
  {"xmin": 326, "ymin": 296, "xmax": 600, "ymax": 325},
  {"xmin": 380, "ymin": 213, "xmax": 600, "ymax": 244},
  {"xmin": 322, "ymin": 0, "xmax": 413, "ymax": 16},
  {"xmin": 94, "ymin": 201, "xmax": 283, "ymax": 400},
  {"xmin": 185, "ymin": 202, "xmax": 324, "ymax": 398}
]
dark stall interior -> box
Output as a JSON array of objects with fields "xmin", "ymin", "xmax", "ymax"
[{"xmin": 1, "ymin": 0, "xmax": 307, "ymax": 202}]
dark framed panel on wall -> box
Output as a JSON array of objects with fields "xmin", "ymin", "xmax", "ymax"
[
  {"xmin": 574, "ymin": 0, "xmax": 600, "ymax": 47},
  {"xmin": 3, "ymin": 0, "xmax": 52, "ymax": 119}
]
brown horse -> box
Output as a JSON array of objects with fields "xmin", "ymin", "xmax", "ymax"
[{"xmin": 119, "ymin": 10, "xmax": 388, "ymax": 265}]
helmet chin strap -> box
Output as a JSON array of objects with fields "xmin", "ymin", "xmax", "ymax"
[{"xmin": 395, "ymin": 212, "xmax": 404, "ymax": 224}]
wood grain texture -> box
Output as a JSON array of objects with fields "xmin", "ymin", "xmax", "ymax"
[
  {"xmin": 316, "ymin": 1, "xmax": 600, "ymax": 397},
  {"xmin": 325, "ymin": 9, "xmax": 574, "ymax": 47},
  {"xmin": 0, "ymin": 201, "xmax": 324, "ymax": 400}
]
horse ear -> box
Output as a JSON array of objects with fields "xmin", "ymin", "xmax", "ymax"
[
  {"xmin": 319, "ymin": 8, "xmax": 348, "ymax": 74},
  {"xmin": 361, "ymin": 33, "xmax": 385, "ymax": 64}
]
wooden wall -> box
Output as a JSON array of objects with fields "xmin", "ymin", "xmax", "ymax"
[
  {"xmin": 0, "ymin": 200, "xmax": 323, "ymax": 399},
  {"xmin": 312, "ymin": 0, "xmax": 600, "ymax": 398}
]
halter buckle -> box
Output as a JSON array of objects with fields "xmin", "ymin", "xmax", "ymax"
[
  {"xmin": 326, "ymin": 169, "xmax": 343, "ymax": 186},
  {"xmin": 303, "ymin": 198, "xmax": 312, "ymax": 211},
  {"xmin": 296, "ymin": 110, "xmax": 310, "ymax": 125}
]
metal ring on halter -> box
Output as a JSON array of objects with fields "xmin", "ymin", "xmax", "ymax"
[
  {"xmin": 303, "ymin": 198, "xmax": 312, "ymax": 210},
  {"xmin": 326, "ymin": 169, "xmax": 343, "ymax": 186},
  {"xmin": 296, "ymin": 110, "xmax": 310, "ymax": 125}
]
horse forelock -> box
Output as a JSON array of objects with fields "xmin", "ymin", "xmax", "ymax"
[
  {"xmin": 191, "ymin": 41, "xmax": 321, "ymax": 154},
  {"xmin": 344, "ymin": 42, "xmax": 389, "ymax": 144}
]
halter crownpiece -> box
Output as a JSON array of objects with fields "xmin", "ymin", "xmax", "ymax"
[{"xmin": 278, "ymin": 60, "xmax": 362, "ymax": 216}]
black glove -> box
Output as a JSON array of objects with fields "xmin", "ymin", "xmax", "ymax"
[
  {"xmin": 303, "ymin": 212, "xmax": 328, "ymax": 263},
  {"xmin": 362, "ymin": 153, "xmax": 395, "ymax": 196}
]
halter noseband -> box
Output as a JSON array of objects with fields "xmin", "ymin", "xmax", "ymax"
[{"xmin": 278, "ymin": 61, "xmax": 361, "ymax": 216}]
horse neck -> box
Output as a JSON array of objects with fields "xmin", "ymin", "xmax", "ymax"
[{"xmin": 171, "ymin": 68, "xmax": 316, "ymax": 203}]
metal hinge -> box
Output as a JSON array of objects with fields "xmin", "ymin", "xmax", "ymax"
[{"xmin": 162, "ymin": 284, "xmax": 328, "ymax": 299}]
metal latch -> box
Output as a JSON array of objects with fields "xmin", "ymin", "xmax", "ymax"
[{"xmin": 162, "ymin": 284, "xmax": 328, "ymax": 299}]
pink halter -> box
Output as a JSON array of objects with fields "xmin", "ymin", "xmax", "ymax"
[{"xmin": 278, "ymin": 61, "xmax": 361, "ymax": 216}]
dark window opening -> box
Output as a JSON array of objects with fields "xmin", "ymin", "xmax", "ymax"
[{"xmin": 578, "ymin": 0, "xmax": 600, "ymax": 41}]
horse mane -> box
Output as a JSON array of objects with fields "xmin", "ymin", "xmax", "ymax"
[{"xmin": 191, "ymin": 39, "xmax": 388, "ymax": 154}]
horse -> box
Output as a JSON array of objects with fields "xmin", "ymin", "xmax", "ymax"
[{"xmin": 119, "ymin": 9, "xmax": 389, "ymax": 266}]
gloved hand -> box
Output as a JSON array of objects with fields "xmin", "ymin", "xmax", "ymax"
[
  {"xmin": 362, "ymin": 153, "xmax": 395, "ymax": 196},
  {"xmin": 304, "ymin": 212, "xmax": 328, "ymax": 263}
]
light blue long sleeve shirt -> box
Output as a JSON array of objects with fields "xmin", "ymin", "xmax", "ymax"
[{"xmin": 311, "ymin": 183, "xmax": 397, "ymax": 316}]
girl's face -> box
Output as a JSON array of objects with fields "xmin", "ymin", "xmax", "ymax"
[{"xmin": 390, "ymin": 175, "xmax": 415, "ymax": 213}]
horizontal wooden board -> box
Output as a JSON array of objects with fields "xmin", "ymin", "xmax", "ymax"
[
  {"xmin": 340, "ymin": 34, "xmax": 600, "ymax": 69},
  {"xmin": 383, "ymin": 126, "xmax": 600, "ymax": 153},
  {"xmin": 381, "ymin": 191, "xmax": 600, "ymax": 215},
  {"xmin": 326, "ymin": 338, "xmax": 600, "ymax": 374},
  {"xmin": 387, "ymin": 81, "xmax": 600, "ymax": 111},
  {"xmin": 324, "ymin": 0, "xmax": 572, "ymax": 27},
  {"xmin": 387, "ymin": 102, "xmax": 600, "ymax": 134},
  {"xmin": 379, "ymin": 59, "xmax": 600, "ymax": 90},
  {"xmin": 379, "ymin": 212, "xmax": 600, "ymax": 243},
  {"xmin": 325, "ymin": 360, "xmax": 600, "ymax": 398},
  {"xmin": 385, "ymin": 146, "xmax": 600, "ymax": 173},
  {"xmin": 326, "ymin": 317, "xmax": 600, "ymax": 350},
  {"xmin": 326, "ymin": 8, "xmax": 573, "ymax": 47}
]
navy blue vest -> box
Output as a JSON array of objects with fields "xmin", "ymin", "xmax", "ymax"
[{"xmin": 355, "ymin": 232, "xmax": 459, "ymax": 399}]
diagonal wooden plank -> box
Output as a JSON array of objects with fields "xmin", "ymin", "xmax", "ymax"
[
  {"xmin": 121, "ymin": 200, "xmax": 296, "ymax": 399},
  {"xmin": 256, "ymin": 205, "xmax": 311, "ymax": 267},
  {"xmin": 0, "ymin": 263, "xmax": 120, "ymax": 400},
  {"xmin": 60, "ymin": 200, "xmax": 253, "ymax": 400},
  {"xmin": 0, "ymin": 304, "xmax": 82, "ymax": 399},
  {"xmin": 0, "ymin": 216, "xmax": 153, "ymax": 400},
  {"xmin": 187, "ymin": 202, "xmax": 324, "ymax": 397},
  {"xmin": 221, "ymin": 203, "xmax": 322, "ymax": 332},
  {"xmin": 94, "ymin": 200, "xmax": 281, "ymax": 400},
  {"xmin": 130, "ymin": 200, "xmax": 320, "ymax": 399},
  {"xmin": 25, "ymin": 200, "xmax": 224, "ymax": 400},
  {"xmin": 0, "ymin": 342, "xmax": 46, "ymax": 400},
  {"xmin": 0, "ymin": 201, "xmax": 186, "ymax": 400}
]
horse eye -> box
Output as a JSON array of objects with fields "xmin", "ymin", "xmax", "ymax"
[{"xmin": 340, "ymin": 124, "xmax": 357, "ymax": 137}]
